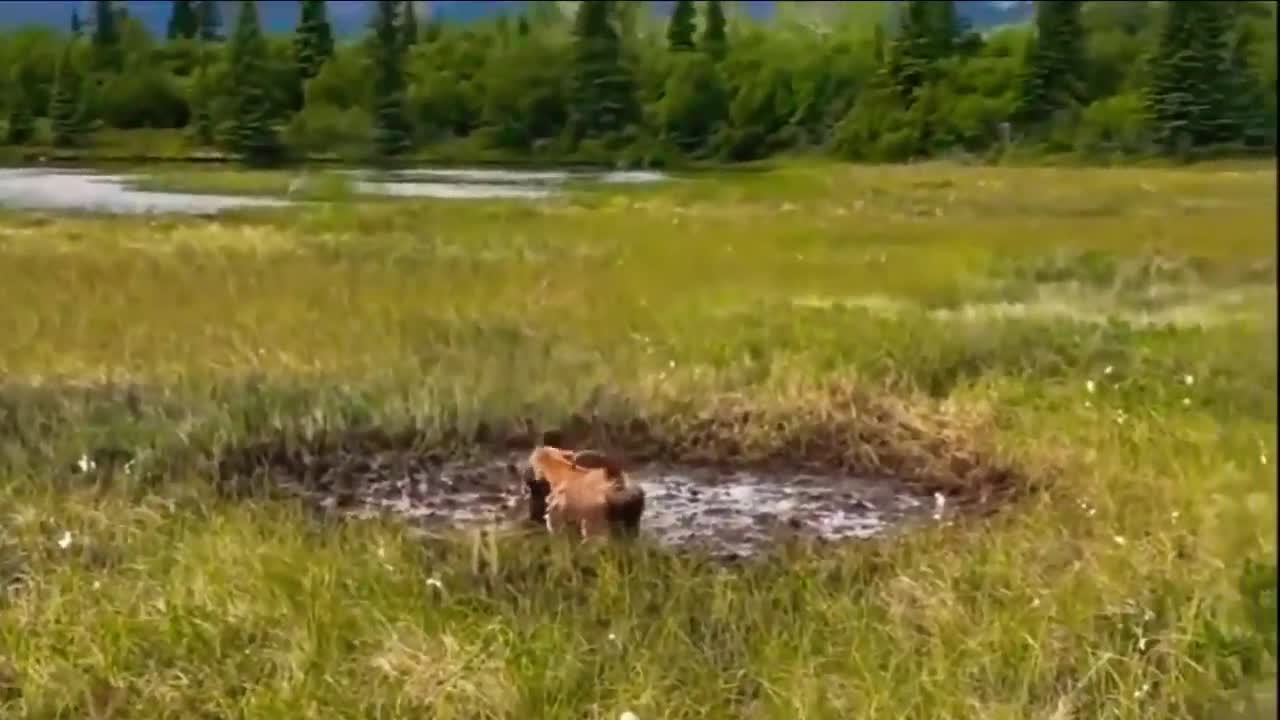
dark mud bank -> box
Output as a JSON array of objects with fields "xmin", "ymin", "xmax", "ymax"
[{"xmin": 216, "ymin": 408, "xmax": 1029, "ymax": 558}]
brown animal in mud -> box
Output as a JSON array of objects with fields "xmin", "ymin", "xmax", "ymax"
[{"xmin": 526, "ymin": 446, "xmax": 645, "ymax": 540}]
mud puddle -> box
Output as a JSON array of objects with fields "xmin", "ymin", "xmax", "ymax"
[{"xmin": 248, "ymin": 449, "xmax": 938, "ymax": 559}]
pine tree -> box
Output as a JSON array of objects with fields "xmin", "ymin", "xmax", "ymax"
[
  {"xmin": 294, "ymin": 0, "xmax": 333, "ymax": 81},
  {"xmin": 92, "ymin": 0, "xmax": 122, "ymax": 69},
  {"xmin": 49, "ymin": 44, "xmax": 85, "ymax": 147},
  {"xmin": 570, "ymin": 0, "xmax": 638, "ymax": 140},
  {"xmin": 168, "ymin": 0, "xmax": 199, "ymax": 40},
  {"xmin": 5, "ymin": 78, "xmax": 35, "ymax": 145},
  {"xmin": 1015, "ymin": 0, "xmax": 1085, "ymax": 126},
  {"xmin": 228, "ymin": 0, "xmax": 282, "ymax": 164},
  {"xmin": 885, "ymin": 0, "xmax": 963, "ymax": 105},
  {"xmin": 71, "ymin": 9, "xmax": 82, "ymax": 37},
  {"xmin": 517, "ymin": 15, "xmax": 531, "ymax": 37},
  {"xmin": 312, "ymin": 0, "xmax": 334, "ymax": 62},
  {"xmin": 1146, "ymin": 1, "xmax": 1230, "ymax": 153},
  {"xmin": 925, "ymin": 0, "xmax": 959, "ymax": 58},
  {"xmin": 667, "ymin": 0, "xmax": 696, "ymax": 51},
  {"xmin": 1223, "ymin": 20, "xmax": 1267, "ymax": 146},
  {"xmin": 886, "ymin": 0, "xmax": 934, "ymax": 102},
  {"xmin": 190, "ymin": 47, "xmax": 215, "ymax": 145},
  {"xmin": 702, "ymin": 0, "xmax": 727, "ymax": 62},
  {"xmin": 402, "ymin": 0, "xmax": 420, "ymax": 49},
  {"xmin": 1188, "ymin": 1, "xmax": 1233, "ymax": 145},
  {"xmin": 197, "ymin": 0, "xmax": 224, "ymax": 41},
  {"xmin": 370, "ymin": 0, "xmax": 413, "ymax": 158}
]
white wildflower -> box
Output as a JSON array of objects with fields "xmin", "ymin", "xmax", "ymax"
[
  {"xmin": 1184, "ymin": 374, "xmax": 1194, "ymax": 386},
  {"xmin": 91, "ymin": 580, "xmax": 101, "ymax": 591},
  {"xmin": 1134, "ymin": 682, "xmax": 1151, "ymax": 699},
  {"xmin": 426, "ymin": 577, "xmax": 444, "ymax": 591},
  {"xmin": 1104, "ymin": 365, "xmax": 1114, "ymax": 375},
  {"xmin": 1171, "ymin": 511, "xmax": 1180, "ymax": 521},
  {"xmin": 1086, "ymin": 380, "xmax": 1096, "ymax": 394},
  {"xmin": 76, "ymin": 455, "xmax": 96, "ymax": 473},
  {"xmin": 56, "ymin": 530, "xmax": 73, "ymax": 550},
  {"xmin": 1261, "ymin": 454, "xmax": 1268, "ymax": 466},
  {"xmin": 1182, "ymin": 397, "xmax": 1191, "ymax": 406},
  {"xmin": 620, "ymin": 712, "xmax": 640, "ymax": 720},
  {"xmin": 1113, "ymin": 535, "xmax": 1127, "ymax": 546},
  {"xmin": 1084, "ymin": 400, "xmax": 1092, "ymax": 409}
]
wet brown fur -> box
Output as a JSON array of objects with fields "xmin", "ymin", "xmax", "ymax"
[{"xmin": 527, "ymin": 446, "xmax": 645, "ymax": 539}]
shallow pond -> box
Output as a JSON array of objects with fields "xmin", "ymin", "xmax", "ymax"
[
  {"xmin": 244, "ymin": 448, "xmax": 941, "ymax": 560},
  {"xmin": 0, "ymin": 166, "xmax": 668, "ymax": 215},
  {"xmin": 0, "ymin": 167, "xmax": 290, "ymax": 215}
]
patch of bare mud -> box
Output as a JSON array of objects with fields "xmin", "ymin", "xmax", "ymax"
[
  {"xmin": 211, "ymin": 383, "xmax": 1027, "ymax": 558},
  {"xmin": 221, "ymin": 444, "xmax": 936, "ymax": 559}
]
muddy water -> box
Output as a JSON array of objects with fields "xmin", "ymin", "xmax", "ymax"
[{"xmin": 283, "ymin": 452, "xmax": 934, "ymax": 558}]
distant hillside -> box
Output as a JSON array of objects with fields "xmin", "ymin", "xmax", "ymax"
[{"xmin": 0, "ymin": 1, "xmax": 1034, "ymax": 37}]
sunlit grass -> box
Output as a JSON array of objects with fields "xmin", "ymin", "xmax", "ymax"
[{"xmin": 0, "ymin": 160, "xmax": 1275, "ymax": 718}]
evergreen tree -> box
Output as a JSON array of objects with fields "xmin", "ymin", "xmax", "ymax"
[
  {"xmin": 885, "ymin": 0, "xmax": 963, "ymax": 105},
  {"xmin": 167, "ymin": 0, "xmax": 199, "ymax": 40},
  {"xmin": 402, "ymin": 0, "xmax": 419, "ymax": 49},
  {"xmin": 1016, "ymin": 0, "xmax": 1086, "ymax": 126},
  {"xmin": 370, "ymin": 0, "xmax": 413, "ymax": 158},
  {"xmin": 1188, "ymin": 1, "xmax": 1233, "ymax": 144},
  {"xmin": 191, "ymin": 45, "xmax": 215, "ymax": 144},
  {"xmin": 517, "ymin": 15, "xmax": 531, "ymax": 37},
  {"xmin": 70, "ymin": 75, "xmax": 96, "ymax": 140},
  {"xmin": 294, "ymin": 0, "xmax": 318, "ymax": 79},
  {"xmin": 197, "ymin": 0, "xmax": 224, "ymax": 41},
  {"xmin": 570, "ymin": 0, "xmax": 638, "ymax": 140},
  {"xmin": 92, "ymin": 0, "xmax": 122, "ymax": 69},
  {"xmin": 667, "ymin": 0, "xmax": 697, "ymax": 51},
  {"xmin": 294, "ymin": 0, "xmax": 333, "ymax": 81},
  {"xmin": 1146, "ymin": 1, "xmax": 1229, "ymax": 153},
  {"xmin": 71, "ymin": 9, "xmax": 82, "ymax": 37},
  {"xmin": 1223, "ymin": 20, "xmax": 1267, "ymax": 146},
  {"xmin": 661, "ymin": 52, "xmax": 728, "ymax": 153},
  {"xmin": 886, "ymin": 0, "xmax": 935, "ymax": 102},
  {"xmin": 5, "ymin": 77, "xmax": 35, "ymax": 145},
  {"xmin": 702, "ymin": 0, "xmax": 727, "ymax": 62},
  {"xmin": 49, "ymin": 44, "xmax": 85, "ymax": 147},
  {"xmin": 228, "ymin": 0, "xmax": 282, "ymax": 164},
  {"xmin": 925, "ymin": 0, "xmax": 959, "ymax": 58}
]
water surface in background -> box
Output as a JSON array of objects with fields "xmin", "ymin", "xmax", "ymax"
[
  {"xmin": 0, "ymin": 167, "xmax": 289, "ymax": 214},
  {"xmin": 0, "ymin": 166, "xmax": 668, "ymax": 214}
]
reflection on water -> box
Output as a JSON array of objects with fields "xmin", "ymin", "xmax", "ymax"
[
  {"xmin": 0, "ymin": 165, "xmax": 668, "ymax": 215},
  {"xmin": 0, "ymin": 168, "xmax": 290, "ymax": 215}
]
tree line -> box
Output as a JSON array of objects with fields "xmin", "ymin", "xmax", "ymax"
[{"xmin": 0, "ymin": 0, "xmax": 1274, "ymax": 165}]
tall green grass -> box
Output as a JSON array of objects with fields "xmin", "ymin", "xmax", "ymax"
[{"xmin": 0, "ymin": 161, "xmax": 1275, "ymax": 718}]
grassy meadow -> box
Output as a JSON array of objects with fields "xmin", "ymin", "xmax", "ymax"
[{"xmin": 0, "ymin": 160, "xmax": 1275, "ymax": 719}]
